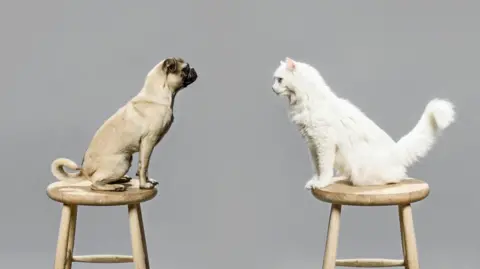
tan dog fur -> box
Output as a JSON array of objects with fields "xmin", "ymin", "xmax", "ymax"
[{"xmin": 51, "ymin": 57, "xmax": 198, "ymax": 191}]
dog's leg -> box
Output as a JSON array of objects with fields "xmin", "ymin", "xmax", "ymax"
[
  {"xmin": 135, "ymin": 159, "xmax": 140, "ymax": 177},
  {"xmin": 135, "ymin": 161, "xmax": 157, "ymax": 186},
  {"xmin": 135, "ymin": 158, "xmax": 158, "ymax": 186},
  {"xmin": 89, "ymin": 155, "xmax": 131, "ymax": 191},
  {"xmin": 108, "ymin": 154, "xmax": 133, "ymax": 184},
  {"xmin": 138, "ymin": 136, "xmax": 158, "ymax": 189},
  {"xmin": 90, "ymin": 172, "xmax": 127, "ymax": 192}
]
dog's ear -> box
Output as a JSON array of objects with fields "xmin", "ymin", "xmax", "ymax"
[
  {"xmin": 285, "ymin": 57, "xmax": 296, "ymax": 71},
  {"xmin": 163, "ymin": 58, "xmax": 178, "ymax": 73}
]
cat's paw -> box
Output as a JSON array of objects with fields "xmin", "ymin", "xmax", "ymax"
[{"xmin": 304, "ymin": 176, "xmax": 331, "ymax": 190}]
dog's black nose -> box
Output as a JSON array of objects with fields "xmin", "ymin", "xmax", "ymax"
[
  {"xmin": 183, "ymin": 67, "xmax": 197, "ymax": 86},
  {"xmin": 189, "ymin": 68, "xmax": 197, "ymax": 79},
  {"xmin": 187, "ymin": 68, "xmax": 197, "ymax": 83}
]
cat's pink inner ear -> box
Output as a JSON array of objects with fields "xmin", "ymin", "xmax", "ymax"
[{"xmin": 286, "ymin": 57, "xmax": 296, "ymax": 71}]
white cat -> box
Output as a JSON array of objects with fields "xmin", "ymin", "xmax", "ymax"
[{"xmin": 272, "ymin": 57, "xmax": 455, "ymax": 190}]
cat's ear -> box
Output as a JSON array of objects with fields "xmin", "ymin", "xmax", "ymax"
[{"xmin": 285, "ymin": 57, "xmax": 296, "ymax": 71}]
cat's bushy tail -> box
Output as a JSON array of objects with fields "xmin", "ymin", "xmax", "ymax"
[{"xmin": 394, "ymin": 98, "xmax": 455, "ymax": 167}]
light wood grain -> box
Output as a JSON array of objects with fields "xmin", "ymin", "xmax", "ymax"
[
  {"xmin": 137, "ymin": 203, "xmax": 151, "ymax": 269},
  {"xmin": 322, "ymin": 204, "xmax": 342, "ymax": 269},
  {"xmin": 314, "ymin": 180, "xmax": 425, "ymax": 268},
  {"xmin": 400, "ymin": 204, "xmax": 419, "ymax": 269},
  {"xmin": 398, "ymin": 205, "xmax": 407, "ymax": 267},
  {"xmin": 65, "ymin": 205, "xmax": 77, "ymax": 269},
  {"xmin": 46, "ymin": 179, "xmax": 157, "ymax": 206},
  {"xmin": 54, "ymin": 204, "xmax": 72, "ymax": 269},
  {"xmin": 336, "ymin": 258, "xmax": 404, "ymax": 267},
  {"xmin": 311, "ymin": 178, "xmax": 429, "ymax": 206},
  {"xmin": 72, "ymin": 255, "xmax": 133, "ymax": 263},
  {"xmin": 49, "ymin": 180, "xmax": 155, "ymax": 268},
  {"xmin": 129, "ymin": 204, "xmax": 150, "ymax": 269}
]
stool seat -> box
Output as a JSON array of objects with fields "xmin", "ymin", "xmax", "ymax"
[
  {"xmin": 311, "ymin": 178, "xmax": 429, "ymax": 206},
  {"xmin": 47, "ymin": 179, "xmax": 157, "ymax": 206}
]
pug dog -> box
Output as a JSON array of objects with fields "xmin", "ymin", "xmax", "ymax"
[{"xmin": 51, "ymin": 57, "xmax": 198, "ymax": 191}]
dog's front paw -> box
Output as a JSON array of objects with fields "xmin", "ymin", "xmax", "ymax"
[
  {"xmin": 147, "ymin": 178, "xmax": 159, "ymax": 186},
  {"xmin": 139, "ymin": 182, "xmax": 155, "ymax": 189}
]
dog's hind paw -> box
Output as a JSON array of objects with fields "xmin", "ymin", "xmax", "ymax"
[
  {"xmin": 113, "ymin": 184, "xmax": 127, "ymax": 191},
  {"xmin": 111, "ymin": 176, "xmax": 132, "ymax": 184}
]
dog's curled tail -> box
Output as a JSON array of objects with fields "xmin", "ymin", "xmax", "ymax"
[
  {"xmin": 395, "ymin": 98, "xmax": 455, "ymax": 167},
  {"xmin": 51, "ymin": 158, "xmax": 85, "ymax": 182}
]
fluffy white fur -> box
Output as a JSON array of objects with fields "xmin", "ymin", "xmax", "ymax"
[{"xmin": 272, "ymin": 57, "xmax": 455, "ymax": 190}]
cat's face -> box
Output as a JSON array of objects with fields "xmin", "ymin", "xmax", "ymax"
[
  {"xmin": 272, "ymin": 57, "xmax": 310, "ymax": 99},
  {"xmin": 271, "ymin": 59, "xmax": 295, "ymax": 97},
  {"xmin": 272, "ymin": 57, "xmax": 326, "ymax": 100}
]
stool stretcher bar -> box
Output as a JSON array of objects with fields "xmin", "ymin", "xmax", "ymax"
[
  {"xmin": 72, "ymin": 254, "xmax": 134, "ymax": 263},
  {"xmin": 336, "ymin": 258, "xmax": 405, "ymax": 267}
]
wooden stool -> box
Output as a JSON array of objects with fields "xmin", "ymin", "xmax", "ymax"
[
  {"xmin": 46, "ymin": 179, "xmax": 157, "ymax": 269},
  {"xmin": 311, "ymin": 178, "xmax": 430, "ymax": 269}
]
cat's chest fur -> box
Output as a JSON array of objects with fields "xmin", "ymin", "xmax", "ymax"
[
  {"xmin": 288, "ymin": 104, "xmax": 326, "ymax": 141},
  {"xmin": 288, "ymin": 102, "xmax": 348, "ymax": 174}
]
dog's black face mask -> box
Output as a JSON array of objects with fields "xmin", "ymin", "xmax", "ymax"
[{"xmin": 182, "ymin": 63, "xmax": 198, "ymax": 87}]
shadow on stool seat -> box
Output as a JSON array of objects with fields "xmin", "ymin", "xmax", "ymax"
[
  {"xmin": 47, "ymin": 179, "xmax": 157, "ymax": 269},
  {"xmin": 310, "ymin": 177, "xmax": 430, "ymax": 269}
]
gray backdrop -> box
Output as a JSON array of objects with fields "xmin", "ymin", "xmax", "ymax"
[{"xmin": 0, "ymin": 1, "xmax": 477, "ymax": 269}]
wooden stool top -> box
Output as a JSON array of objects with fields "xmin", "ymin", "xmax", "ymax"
[
  {"xmin": 311, "ymin": 178, "xmax": 429, "ymax": 206},
  {"xmin": 46, "ymin": 179, "xmax": 157, "ymax": 206}
]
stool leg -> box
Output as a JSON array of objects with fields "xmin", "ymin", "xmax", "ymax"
[
  {"xmin": 398, "ymin": 205, "xmax": 408, "ymax": 269},
  {"xmin": 137, "ymin": 204, "xmax": 150, "ymax": 267},
  {"xmin": 399, "ymin": 204, "xmax": 419, "ymax": 269},
  {"xmin": 322, "ymin": 204, "xmax": 342, "ymax": 269},
  {"xmin": 54, "ymin": 204, "xmax": 73, "ymax": 269},
  {"xmin": 128, "ymin": 204, "xmax": 150, "ymax": 269},
  {"xmin": 65, "ymin": 205, "xmax": 78, "ymax": 269}
]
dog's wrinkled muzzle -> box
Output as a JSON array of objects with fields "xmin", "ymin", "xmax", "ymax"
[{"xmin": 184, "ymin": 68, "xmax": 197, "ymax": 86}]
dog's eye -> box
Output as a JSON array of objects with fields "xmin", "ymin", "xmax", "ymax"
[{"xmin": 276, "ymin": 77, "xmax": 283, "ymax": 84}]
